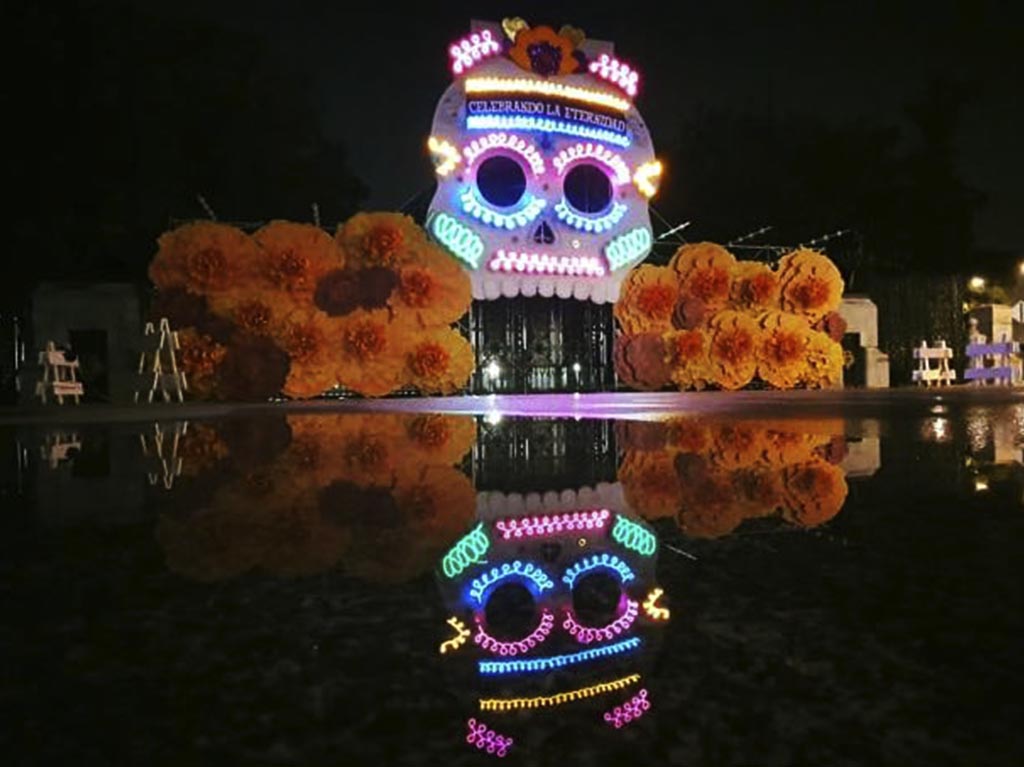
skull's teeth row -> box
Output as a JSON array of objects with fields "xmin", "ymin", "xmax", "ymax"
[{"xmin": 472, "ymin": 273, "xmax": 623, "ymax": 304}]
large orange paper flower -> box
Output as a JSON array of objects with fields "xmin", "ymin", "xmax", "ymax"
[
  {"xmin": 336, "ymin": 212, "xmax": 427, "ymax": 269},
  {"xmin": 389, "ymin": 243, "xmax": 472, "ymax": 328},
  {"xmin": 731, "ymin": 260, "xmax": 780, "ymax": 311},
  {"xmin": 614, "ymin": 265, "xmax": 680, "ymax": 334},
  {"xmin": 706, "ymin": 310, "xmax": 759, "ymax": 390},
  {"xmin": 664, "ymin": 328, "xmax": 712, "ymax": 390},
  {"xmin": 801, "ymin": 331, "xmax": 845, "ymax": 389},
  {"xmin": 272, "ymin": 308, "xmax": 337, "ymax": 370},
  {"xmin": 335, "ymin": 309, "xmax": 403, "ymax": 396},
  {"xmin": 149, "ymin": 222, "xmax": 256, "ymax": 295},
  {"xmin": 756, "ymin": 311, "xmax": 812, "ymax": 389},
  {"xmin": 777, "ymin": 248, "xmax": 844, "ymax": 322},
  {"xmin": 669, "ymin": 242, "xmax": 736, "ymax": 309},
  {"xmin": 402, "ymin": 327, "xmax": 475, "ymax": 395},
  {"xmin": 251, "ymin": 220, "xmax": 344, "ymax": 301},
  {"xmin": 176, "ymin": 328, "xmax": 227, "ymax": 399},
  {"xmin": 508, "ymin": 25, "xmax": 580, "ymax": 76}
]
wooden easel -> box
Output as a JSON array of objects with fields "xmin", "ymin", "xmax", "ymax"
[
  {"xmin": 139, "ymin": 421, "xmax": 187, "ymax": 489},
  {"xmin": 912, "ymin": 340, "xmax": 956, "ymax": 387},
  {"xmin": 135, "ymin": 318, "xmax": 187, "ymax": 403},
  {"xmin": 35, "ymin": 341, "xmax": 84, "ymax": 404}
]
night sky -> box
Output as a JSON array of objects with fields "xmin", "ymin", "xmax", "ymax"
[{"xmin": 157, "ymin": 1, "xmax": 1022, "ymax": 254}]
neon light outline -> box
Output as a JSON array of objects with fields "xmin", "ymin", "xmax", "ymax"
[
  {"xmin": 553, "ymin": 143, "xmax": 631, "ymax": 185},
  {"xmin": 555, "ymin": 200, "xmax": 628, "ymax": 234},
  {"xmin": 460, "ymin": 188, "xmax": 547, "ymax": 230},
  {"xmin": 466, "ymin": 718, "xmax": 514, "ymax": 757},
  {"xmin": 466, "ymin": 115, "xmax": 631, "ymax": 148},
  {"xmin": 474, "ymin": 609, "xmax": 554, "ymax": 656},
  {"xmin": 462, "ymin": 132, "xmax": 546, "ymax": 176},
  {"xmin": 449, "ymin": 30, "xmax": 502, "ymax": 75},
  {"xmin": 642, "ymin": 588, "xmax": 670, "ymax": 621},
  {"xmin": 469, "ymin": 560, "xmax": 555, "ymax": 605},
  {"xmin": 611, "ymin": 514, "xmax": 657, "ymax": 556},
  {"xmin": 430, "ymin": 212, "xmax": 485, "ymax": 269},
  {"xmin": 562, "ymin": 553, "xmax": 636, "ymax": 588},
  {"xmin": 604, "ymin": 226, "xmax": 652, "ymax": 271},
  {"xmin": 439, "ymin": 616, "xmax": 471, "ymax": 654},
  {"xmin": 564, "ymin": 599, "xmax": 639, "ymax": 644},
  {"xmin": 494, "ymin": 509, "xmax": 611, "ymax": 540},
  {"xmin": 603, "ymin": 689, "xmax": 651, "ymax": 728},
  {"xmin": 589, "ymin": 54, "xmax": 640, "ymax": 98},
  {"xmin": 441, "ymin": 522, "xmax": 490, "ymax": 577},
  {"xmin": 465, "ymin": 76, "xmax": 631, "ymax": 112},
  {"xmin": 633, "ymin": 160, "xmax": 662, "ymax": 198},
  {"xmin": 488, "ymin": 250, "xmax": 607, "ymax": 278},
  {"xmin": 478, "ymin": 636, "xmax": 641, "ymax": 675},
  {"xmin": 479, "ymin": 673, "xmax": 642, "ymax": 712},
  {"xmin": 427, "ymin": 136, "xmax": 461, "ymax": 177}
]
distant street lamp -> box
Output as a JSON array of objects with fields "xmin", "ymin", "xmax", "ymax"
[
  {"xmin": 1018, "ymin": 260, "xmax": 1024, "ymax": 277},
  {"xmin": 968, "ymin": 276, "xmax": 986, "ymax": 291},
  {"xmin": 485, "ymin": 359, "xmax": 501, "ymax": 379}
]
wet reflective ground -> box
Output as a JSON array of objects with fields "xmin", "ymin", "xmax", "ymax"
[{"xmin": 2, "ymin": 393, "xmax": 1023, "ymax": 766}]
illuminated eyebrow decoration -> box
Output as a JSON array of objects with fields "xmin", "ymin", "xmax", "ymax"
[
  {"xmin": 474, "ymin": 609, "xmax": 555, "ymax": 656},
  {"xmin": 588, "ymin": 54, "xmax": 640, "ymax": 98},
  {"xmin": 564, "ymin": 599, "xmax": 639, "ymax": 644},
  {"xmin": 469, "ymin": 560, "xmax": 555, "ymax": 605},
  {"xmin": 555, "ymin": 200, "xmax": 628, "ymax": 234},
  {"xmin": 494, "ymin": 509, "xmax": 611, "ymax": 540},
  {"xmin": 430, "ymin": 212, "xmax": 485, "ymax": 269},
  {"xmin": 610, "ymin": 514, "xmax": 657, "ymax": 556},
  {"xmin": 633, "ymin": 160, "xmax": 663, "ymax": 198},
  {"xmin": 460, "ymin": 189, "xmax": 547, "ymax": 230},
  {"xmin": 553, "ymin": 143, "xmax": 631, "ymax": 185},
  {"xmin": 478, "ymin": 636, "xmax": 641, "ymax": 675},
  {"xmin": 604, "ymin": 226, "xmax": 652, "ymax": 271},
  {"xmin": 562, "ymin": 553, "xmax": 636, "ymax": 588},
  {"xmin": 479, "ymin": 674, "xmax": 642, "ymax": 712},
  {"xmin": 427, "ymin": 136, "xmax": 461, "ymax": 177},
  {"xmin": 449, "ymin": 30, "xmax": 502, "ymax": 75},
  {"xmin": 441, "ymin": 522, "xmax": 490, "ymax": 577},
  {"xmin": 465, "ymin": 76, "xmax": 631, "ymax": 112},
  {"xmin": 462, "ymin": 132, "xmax": 546, "ymax": 176},
  {"xmin": 466, "ymin": 115, "xmax": 631, "ymax": 148},
  {"xmin": 488, "ymin": 250, "xmax": 607, "ymax": 278}
]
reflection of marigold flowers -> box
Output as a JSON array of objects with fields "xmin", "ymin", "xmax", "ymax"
[
  {"xmin": 403, "ymin": 328, "xmax": 474, "ymax": 395},
  {"xmin": 664, "ymin": 329, "xmax": 711, "ymax": 390},
  {"xmin": 404, "ymin": 414, "xmax": 477, "ymax": 467},
  {"xmin": 708, "ymin": 422, "xmax": 765, "ymax": 469},
  {"xmin": 252, "ymin": 221, "xmax": 344, "ymax": 300},
  {"xmin": 336, "ymin": 212, "xmax": 426, "ymax": 269},
  {"xmin": 149, "ymin": 222, "xmax": 255, "ymax": 295},
  {"xmin": 336, "ymin": 309, "xmax": 401, "ymax": 396},
  {"xmin": 756, "ymin": 311, "xmax": 811, "ymax": 389},
  {"xmin": 669, "ymin": 242, "xmax": 735, "ymax": 309},
  {"xmin": 666, "ymin": 418, "xmax": 712, "ymax": 453},
  {"xmin": 731, "ymin": 260, "xmax": 780, "ymax": 311},
  {"xmin": 508, "ymin": 25, "xmax": 580, "ymax": 76},
  {"xmin": 781, "ymin": 459, "xmax": 848, "ymax": 528},
  {"xmin": 390, "ymin": 243, "xmax": 472, "ymax": 328},
  {"xmin": 801, "ymin": 331, "xmax": 844, "ymax": 389},
  {"xmin": 177, "ymin": 328, "xmax": 226, "ymax": 399},
  {"xmin": 177, "ymin": 422, "xmax": 229, "ymax": 475},
  {"xmin": 777, "ymin": 249, "xmax": 844, "ymax": 322},
  {"xmin": 614, "ymin": 265, "xmax": 680, "ymax": 334},
  {"xmin": 707, "ymin": 311, "xmax": 759, "ymax": 390},
  {"xmin": 676, "ymin": 457, "xmax": 746, "ymax": 539},
  {"xmin": 619, "ymin": 451, "xmax": 683, "ymax": 520}
]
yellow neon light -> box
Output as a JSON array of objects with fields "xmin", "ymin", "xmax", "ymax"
[
  {"xmin": 439, "ymin": 616, "xmax": 471, "ymax": 654},
  {"xmin": 642, "ymin": 588, "xmax": 670, "ymax": 621},
  {"xmin": 428, "ymin": 136, "xmax": 461, "ymax": 177},
  {"xmin": 465, "ymin": 77, "xmax": 631, "ymax": 113},
  {"xmin": 633, "ymin": 160, "xmax": 663, "ymax": 198},
  {"xmin": 479, "ymin": 674, "xmax": 641, "ymax": 711}
]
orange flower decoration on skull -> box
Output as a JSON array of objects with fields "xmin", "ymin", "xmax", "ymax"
[
  {"xmin": 252, "ymin": 221, "xmax": 344, "ymax": 301},
  {"xmin": 149, "ymin": 222, "xmax": 256, "ymax": 296},
  {"xmin": 336, "ymin": 309, "xmax": 402, "ymax": 396},
  {"xmin": 777, "ymin": 249, "xmax": 844, "ymax": 322},
  {"xmin": 614, "ymin": 265, "xmax": 680, "ymax": 334},
  {"xmin": 336, "ymin": 212, "xmax": 428, "ymax": 269},
  {"xmin": 706, "ymin": 310, "xmax": 759, "ymax": 390},
  {"xmin": 403, "ymin": 328, "xmax": 474, "ymax": 395},
  {"xmin": 669, "ymin": 242, "xmax": 736, "ymax": 310},
  {"xmin": 389, "ymin": 242, "xmax": 472, "ymax": 328},
  {"xmin": 756, "ymin": 311, "xmax": 811, "ymax": 389},
  {"xmin": 508, "ymin": 25, "xmax": 581, "ymax": 76}
]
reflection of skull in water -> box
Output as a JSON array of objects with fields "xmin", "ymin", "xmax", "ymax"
[
  {"xmin": 426, "ymin": 20, "xmax": 662, "ymax": 304},
  {"xmin": 436, "ymin": 484, "xmax": 669, "ymax": 755}
]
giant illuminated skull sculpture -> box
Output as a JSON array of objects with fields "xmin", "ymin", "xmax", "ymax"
[{"xmin": 426, "ymin": 19, "xmax": 663, "ymax": 304}]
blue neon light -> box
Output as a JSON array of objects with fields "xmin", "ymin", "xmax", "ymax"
[
  {"xmin": 466, "ymin": 115, "xmax": 631, "ymax": 148},
  {"xmin": 562, "ymin": 553, "xmax": 636, "ymax": 588},
  {"xmin": 460, "ymin": 188, "xmax": 547, "ymax": 230},
  {"xmin": 555, "ymin": 200, "xmax": 628, "ymax": 234},
  {"xmin": 478, "ymin": 637, "xmax": 642, "ymax": 675},
  {"xmin": 469, "ymin": 560, "xmax": 555, "ymax": 605}
]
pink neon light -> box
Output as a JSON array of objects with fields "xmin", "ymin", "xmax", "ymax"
[
  {"xmin": 475, "ymin": 609, "xmax": 554, "ymax": 656},
  {"xmin": 488, "ymin": 250, "xmax": 607, "ymax": 278},
  {"xmin": 588, "ymin": 54, "xmax": 640, "ymax": 98},
  {"xmin": 450, "ymin": 31, "xmax": 502, "ymax": 75},
  {"xmin": 564, "ymin": 599, "xmax": 639, "ymax": 644},
  {"xmin": 603, "ymin": 689, "xmax": 651, "ymax": 728},
  {"xmin": 466, "ymin": 718, "xmax": 514, "ymax": 757},
  {"xmin": 495, "ymin": 509, "xmax": 611, "ymax": 540}
]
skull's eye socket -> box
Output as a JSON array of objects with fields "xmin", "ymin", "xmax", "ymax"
[
  {"xmin": 484, "ymin": 582, "xmax": 537, "ymax": 639},
  {"xmin": 476, "ymin": 155, "xmax": 527, "ymax": 208},
  {"xmin": 563, "ymin": 163, "xmax": 613, "ymax": 214},
  {"xmin": 571, "ymin": 571, "xmax": 622, "ymax": 626}
]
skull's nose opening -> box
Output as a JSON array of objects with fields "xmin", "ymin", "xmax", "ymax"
[
  {"xmin": 484, "ymin": 582, "xmax": 538, "ymax": 639},
  {"xmin": 571, "ymin": 572, "xmax": 623, "ymax": 626},
  {"xmin": 532, "ymin": 221, "xmax": 556, "ymax": 245}
]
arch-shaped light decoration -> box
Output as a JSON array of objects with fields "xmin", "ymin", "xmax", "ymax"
[
  {"xmin": 633, "ymin": 160, "xmax": 663, "ymax": 198},
  {"xmin": 588, "ymin": 53, "xmax": 640, "ymax": 98},
  {"xmin": 462, "ymin": 132, "xmax": 546, "ymax": 176},
  {"xmin": 562, "ymin": 552, "xmax": 636, "ymax": 588},
  {"xmin": 604, "ymin": 226, "xmax": 652, "ymax": 271},
  {"xmin": 431, "ymin": 212, "xmax": 485, "ymax": 269},
  {"xmin": 460, "ymin": 189, "xmax": 547, "ymax": 230},
  {"xmin": 427, "ymin": 136, "xmax": 461, "ymax": 177},
  {"xmin": 555, "ymin": 200, "xmax": 628, "ymax": 234},
  {"xmin": 474, "ymin": 609, "xmax": 555, "ymax": 656},
  {"xmin": 465, "ymin": 76, "xmax": 631, "ymax": 112},
  {"xmin": 488, "ymin": 250, "xmax": 607, "ymax": 278},
  {"xmin": 449, "ymin": 30, "xmax": 502, "ymax": 75},
  {"xmin": 468, "ymin": 560, "xmax": 555, "ymax": 605},
  {"xmin": 553, "ymin": 143, "xmax": 631, "ymax": 185},
  {"xmin": 563, "ymin": 599, "xmax": 640, "ymax": 644}
]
